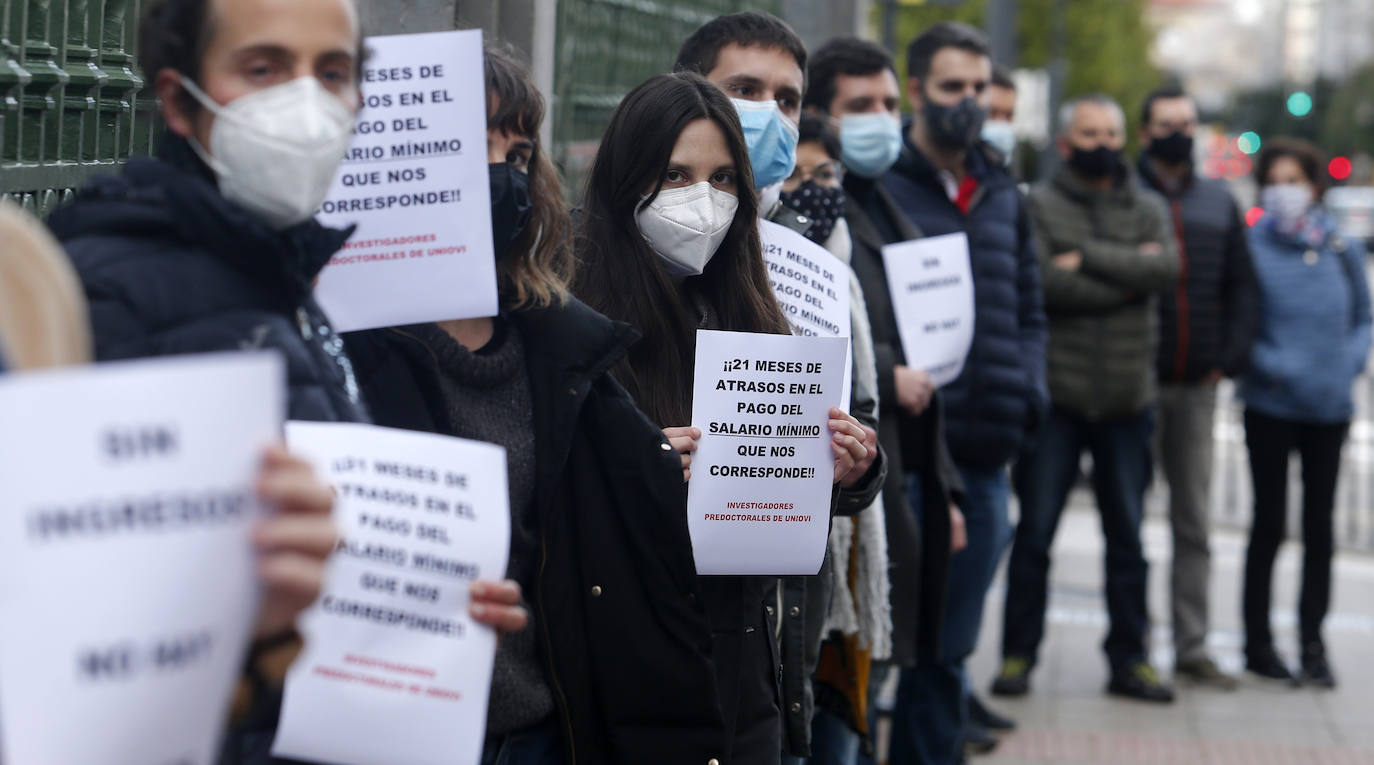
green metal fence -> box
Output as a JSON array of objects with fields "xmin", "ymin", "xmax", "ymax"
[
  {"xmin": 1, "ymin": 0, "xmax": 159, "ymax": 217},
  {"xmin": 551, "ymin": 0, "xmax": 779, "ymax": 188}
]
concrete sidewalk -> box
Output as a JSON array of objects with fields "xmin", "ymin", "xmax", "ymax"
[{"xmin": 960, "ymin": 493, "xmax": 1374, "ymax": 765}]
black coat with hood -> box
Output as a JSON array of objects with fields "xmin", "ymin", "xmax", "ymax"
[
  {"xmin": 343, "ymin": 299, "xmax": 729, "ymax": 765},
  {"xmin": 48, "ymin": 136, "xmax": 369, "ymax": 763},
  {"xmin": 49, "ymin": 137, "xmax": 369, "ymax": 424}
]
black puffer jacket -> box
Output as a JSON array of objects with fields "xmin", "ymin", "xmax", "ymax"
[
  {"xmin": 49, "ymin": 137, "xmax": 368, "ymax": 424},
  {"xmin": 49, "ymin": 136, "xmax": 369, "ymax": 764},
  {"xmin": 882, "ymin": 139, "xmax": 1048, "ymax": 468},
  {"xmin": 1137, "ymin": 157, "xmax": 1258, "ymax": 383},
  {"xmin": 344, "ymin": 300, "xmax": 728, "ymax": 765}
]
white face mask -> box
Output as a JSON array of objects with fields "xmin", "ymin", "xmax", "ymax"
[
  {"xmin": 180, "ymin": 76, "xmax": 355, "ymax": 229},
  {"xmin": 980, "ymin": 120, "xmax": 1017, "ymax": 167},
  {"xmin": 636, "ymin": 181, "xmax": 740, "ymax": 277},
  {"xmin": 1260, "ymin": 183, "xmax": 1315, "ymax": 229}
]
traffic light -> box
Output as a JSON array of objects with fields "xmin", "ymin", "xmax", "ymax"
[
  {"xmin": 1287, "ymin": 91, "xmax": 1313, "ymax": 118},
  {"xmin": 1329, "ymin": 156, "xmax": 1353, "ymax": 181}
]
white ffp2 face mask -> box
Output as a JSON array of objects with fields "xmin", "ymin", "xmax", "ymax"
[
  {"xmin": 181, "ymin": 76, "xmax": 355, "ymax": 229},
  {"xmin": 636, "ymin": 181, "xmax": 740, "ymax": 277}
]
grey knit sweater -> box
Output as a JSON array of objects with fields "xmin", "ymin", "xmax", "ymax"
[{"xmin": 411, "ymin": 321, "xmax": 554, "ymax": 736}]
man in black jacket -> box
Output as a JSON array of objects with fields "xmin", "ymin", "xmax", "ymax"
[
  {"xmin": 1137, "ymin": 85, "xmax": 1258, "ymax": 690},
  {"xmin": 52, "ymin": 1, "xmax": 376, "ymax": 761},
  {"xmin": 879, "ymin": 23, "xmax": 1047, "ymax": 764},
  {"xmin": 806, "ymin": 36, "xmax": 966, "ymax": 763}
]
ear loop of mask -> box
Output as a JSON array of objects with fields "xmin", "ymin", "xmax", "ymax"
[{"xmin": 175, "ymin": 76, "xmax": 235, "ymax": 179}]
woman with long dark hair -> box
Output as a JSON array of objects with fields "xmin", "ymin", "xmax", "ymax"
[
  {"xmin": 345, "ymin": 49, "xmax": 726, "ymax": 764},
  {"xmin": 572, "ymin": 71, "xmax": 870, "ymax": 765}
]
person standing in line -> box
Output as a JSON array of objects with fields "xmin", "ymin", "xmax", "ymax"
[
  {"xmin": 1240, "ymin": 138, "xmax": 1370, "ymax": 689},
  {"xmin": 996, "ymin": 94, "xmax": 1180, "ymax": 705},
  {"xmin": 878, "ymin": 22, "xmax": 1048, "ymax": 765},
  {"xmin": 49, "ymin": 1, "xmax": 525, "ymax": 760},
  {"xmin": 344, "ymin": 47, "xmax": 731, "ymax": 764},
  {"xmin": 1136, "ymin": 84, "xmax": 1259, "ymax": 690},
  {"xmin": 571, "ymin": 71, "xmax": 871, "ymax": 765},
  {"xmin": 980, "ymin": 66, "xmax": 1018, "ymax": 173},
  {"xmin": 803, "ymin": 36, "xmax": 966, "ymax": 765},
  {"xmin": 675, "ymin": 17, "xmax": 886, "ymax": 761}
]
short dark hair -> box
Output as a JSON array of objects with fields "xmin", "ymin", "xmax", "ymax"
[
  {"xmin": 1140, "ymin": 83, "xmax": 1191, "ymax": 127},
  {"xmin": 138, "ymin": 0, "xmax": 364, "ymax": 113},
  {"xmin": 675, "ymin": 12, "xmax": 807, "ymax": 89},
  {"xmin": 803, "ymin": 36, "xmax": 896, "ymax": 113},
  {"xmin": 1255, "ymin": 137, "xmax": 1327, "ymax": 192},
  {"xmin": 906, "ymin": 21, "xmax": 990, "ymax": 82},
  {"xmin": 138, "ymin": 0, "xmax": 213, "ymax": 84},
  {"xmin": 798, "ymin": 112, "xmax": 841, "ymax": 160},
  {"xmin": 991, "ymin": 64, "xmax": 1015, "ymax": 90}
]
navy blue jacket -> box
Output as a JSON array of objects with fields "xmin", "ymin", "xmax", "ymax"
[
  {"xmin": 882, "ymin": 137, "xmax": 1048, "ymax": 469},
  {"xmin": 50, "ymin": 137, "xmax": 368, "ymax": 425}
]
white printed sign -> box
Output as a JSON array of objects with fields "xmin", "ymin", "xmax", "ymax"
[
  {"xmin": 881, "ymin": 233, "xmax": 976, "ymax": 387},
  {"xmin": 273, "ymin": 422, "xmax": 510, "ymax": 765},
  {"xmin": 687, "ymin": 330, "xmax": 848, "ymax": 576},
  {"xmin": 315, "ymin": 29, "xmax": 498, "ymax": 332},
  {"xmin": 760, "ymin": 219, "xmax": 853, "ymax": 409},
  {"xmin": 0, "ymin": 352, "xmax": 284, "ymax": 765}
]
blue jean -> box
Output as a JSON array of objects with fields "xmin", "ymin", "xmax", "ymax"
[
  {"xmin": 784, "ymin": 707, "xmax": 862, "ymax": 765},
  {"xmin": 1003, "ymin": 407, "xmax": 1154, "ymax": 673},
  {"xmin": 889, "ymin": 468, "xmax": 1011, "ymax": 765},
  {"xmin": 480, "ymin": 719, "xmax": 566, "ymax": 765}
]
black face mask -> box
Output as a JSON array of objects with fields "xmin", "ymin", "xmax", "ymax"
[
  {"xmin": 489, "ymin": 163, "xmax": 532, "ymax": 262},
  {"xmin": 923, "ymin": 95, "xmax": 986, "ymax": 150},
  {"xmin": 1147, "ymin": 131, "xmax": 1194, "ymax": 165},
  {"xmin": 1068, "ymin": 145, "xmax": 1124, "ymax": 179},
  {"xmin": 780, "ymin": 180, "xmax": 846, "ymax": 245}
]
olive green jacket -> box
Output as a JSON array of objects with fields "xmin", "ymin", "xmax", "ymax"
[{"xmin": 1028, "ymin": 165, "xmax": 1181, "ymax": 419}]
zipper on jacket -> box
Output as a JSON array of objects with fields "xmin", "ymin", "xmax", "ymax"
[
  {"xmin": 1169, "ymin": 200, "xmax": 1191, "ymax": 382},
  {"xmin": 538, "ymin": 529, "xmax": 578, "ymax": 763}
]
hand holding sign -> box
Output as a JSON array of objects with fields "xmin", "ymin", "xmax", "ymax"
[
  {"xmin": 686, "ymin": 330, "xmax": 849, "ymax": 576},
  {"xmin": 252, "ymin": 445, "xmax": 339, "ymax": 638},
  {"xmin": 882, "ymin": 233, "xmax": 976, "ymax": 387}
]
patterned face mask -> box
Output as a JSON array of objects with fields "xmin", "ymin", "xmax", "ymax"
[{"xmin": 781, "ymin": 180, "xmax": 846, "ymax": 245}]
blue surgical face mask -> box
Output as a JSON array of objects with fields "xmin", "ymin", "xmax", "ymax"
[
  {"xmin": 981, "ymin": 120, "xmax": 1016, "ymax": 167},
  {"xmin": 839, "ymin": 113, "xmax": 902, "ymax": 179},
  {"xmin": 731, "ymin": 98, "xmax": 799, "ymax": 190}
]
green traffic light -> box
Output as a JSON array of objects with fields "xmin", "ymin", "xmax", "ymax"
[
  {"xmin": 1287, "ymin": 91, "xmax": 1313, "ymax": 117},
  {"xmin": 1238, "ymin": 131, "xmax": 1262, "ymax": 154}
]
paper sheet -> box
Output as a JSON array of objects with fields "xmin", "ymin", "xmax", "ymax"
[
  {"xmin": 881, "ymin": 232, "xmax": 976, "ymax": 387},
  {"xmin": 273, "ymin": 422, "xmax": 510, "ymax": 765},
  {"xmin": 686, "ymin": 330, "xmax": 849, "ymax": 576},
  {"xmin": 0, "ymin": 352, "xmax": 284, "ymax": 765}
]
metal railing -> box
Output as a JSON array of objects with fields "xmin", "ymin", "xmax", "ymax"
[{"xmin": 1, "ymin": 0, "xmax": 159, "ymax": 217}]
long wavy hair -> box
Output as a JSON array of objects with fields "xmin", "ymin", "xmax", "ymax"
[
  {"xmin": 485, "ymin": 44, "xmax": 573, "ymax": 309},
  {"xmin": 572, "ymin": 72, "xmax": 788, "ymax": 427}
]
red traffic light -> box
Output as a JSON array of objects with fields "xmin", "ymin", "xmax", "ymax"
[{"xmin": 1329, "ymin": 156, "xmax": 1353, "ymax": 181}]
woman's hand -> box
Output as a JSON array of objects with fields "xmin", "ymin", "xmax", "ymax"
[
  {"xmin": 252, "ymin": 445, "xmax": 339, "ymax": 638},
  {"xmin": 470, "ymin": 580, "xmax": 529, "ymax": 633},
  {"xmin": 839, "ymin": 422, "xmax": 879, "ymax": 489},
  {"xmin": 829, "ymin": 408, "xmax": 870, "ymax": 484},
  {"xmin": 663, "ymin": 426, "xmax": 701, "ymax": 482}
]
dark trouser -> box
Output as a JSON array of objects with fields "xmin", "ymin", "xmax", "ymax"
[
  {"xmin": 1242, "ymin": 409, "xmax": 1348, "ymax": 657},
  {"xmin": 890, "ymin": 468, "xmax": 1010, "ymax": 765},
  {"xmin": 1002, "ymin": 407, "xmax": 1154, "ymax": 674},
  {"xmin": 481, "ymin": 719, "xmax": 566, "ymax": 765}
]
